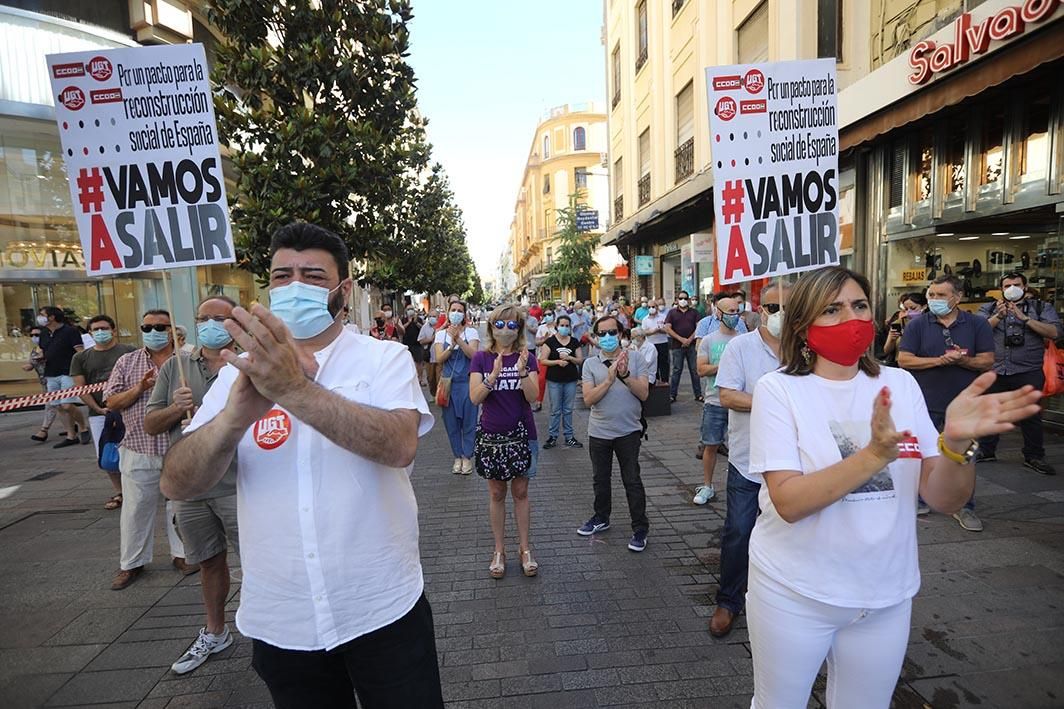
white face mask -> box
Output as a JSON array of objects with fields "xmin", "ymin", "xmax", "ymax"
[
  {"xmin": 1003, "ymin": 285, "xmax": 1024, "ymax": 302},
  {"xmin": 648, "ymin": 307, "xmax": 657, "ymax": 315},
  {"xmin": 766, "ymin": 310, "xmax": 784, "ymax": 338},
  {"xmin": 678, "ymin": 299, "xmax": 689, "ymax": 308}
]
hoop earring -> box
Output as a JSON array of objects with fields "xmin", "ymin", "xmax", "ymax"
[{"xmin": 801, "ymin": 344, "xmax": 813, "ymax": 365}]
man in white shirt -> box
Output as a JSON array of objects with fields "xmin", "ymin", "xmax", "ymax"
[
  {"xmin": 640, "ymin": 298, "xmax": 670, "ymax": 384},
  {"xmin": 708, "ymin": 283, "xmax": 787, "ymax": 638},
  {"xmin": 161, "ymin": 223, "xmax": 441, "ymax": 708}
]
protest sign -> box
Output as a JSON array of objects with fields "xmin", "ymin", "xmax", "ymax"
[
  {"xmin": 47, "ymin": 44, "xmax": 234, "ymax": 277},
  {"xmin": 690, "ymin": 232, "xmax": 714, "ymax": 263},
  {"xmin": 706, "ymin": 58, "xmax": 839, "ymax": 284}
]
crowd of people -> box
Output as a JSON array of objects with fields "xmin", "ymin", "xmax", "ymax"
[{"xmin": 16, "ymin": 219, "xmax": 1062, "ymax": 708}]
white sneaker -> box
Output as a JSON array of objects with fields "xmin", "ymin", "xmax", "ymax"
[
  {"xmin": 452, "ymin": 458, "xmax": 463, "ymax": 474},
  {"xmin": 171, "ymin": 626, "xmax": 233, "ymax": 675},
  {"xmin": 952, "ymin": 508, "xmax": 983, "ymax": 532},
  {"xmin": 693, "ymin": 485, "xmax": 716, "ymax": 505},
  {"xmin": 461, "ymin": 458, "xmax": 474, "ymax": 475}
]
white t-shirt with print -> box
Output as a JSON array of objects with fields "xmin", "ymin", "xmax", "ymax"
[{"xmin": 748, "ymin": 366, "xmax": 939, "ymax": 609}]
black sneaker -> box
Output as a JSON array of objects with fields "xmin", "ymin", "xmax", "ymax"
[
  {"xmin": 1024, "ymin": 458, "xmax": 1056, "ymax": 476},
  {"xmin": 695, "ymin": 443, "xmax": 705, "ymax": 460},
  {"xmin": 695, "ymin": 395, "xmax": 705, "ymax": 403},
  {"xmin": 670, "ymin": 395, "xmax": 677, "ymax": 403},
  {"xmin": 627, "ymin": 529, "xmax": 648, "ymax": 552},
  {"xmin": 577, "ymin": 517, "xmax": 610, "ymax": 536},
  {"xmin": 974, "ymin": 450, "xmax": 997, "ymax": 463},
  {"xmin": 542, "ymin": 437, "xmax": 557, "ymax": 449},
  {"xmin": 565, "ymin": 438, "xmax": 583, "ymax": 449}
]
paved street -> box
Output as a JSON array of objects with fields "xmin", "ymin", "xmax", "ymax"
[{"xmin": 1, "ymin": 388, "xmax": 1062, "ymax": 708}]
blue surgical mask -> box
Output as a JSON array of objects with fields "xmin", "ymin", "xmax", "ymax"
[
  {"xmin": 197, "ymin": 320, "xmax": 232, "ymax": 349},
  {"xmin": 91, "ymin": 330, "xmax": 113, "ymax": 345},
  {"xmin": 721, "ymin": 313, "xmax": 741, "ymax": 330},
  {"xmin": 448, "ymin": 310, "xmax": 465, "ymax": 325},
  {"xmin": 270, "ymin": 281, "xmax": 340, "ymax": 340},
  {"xmin": 557, "ymin": 326, "xmax": 571, "ymax": 336},
  {"xmin": 142, "ymin": 330, "xmax": 170, "ymax": 351},
  {"xmin": 927, "ymin": 298, "xmax": 952, "ymax": 317},
  {"xmin": 543, "ymin": 314, "xmax": 554, "ymax": 323},
  {"xmin": 598, "ymin": 334, "xmax": 619, "ymax": 352}
]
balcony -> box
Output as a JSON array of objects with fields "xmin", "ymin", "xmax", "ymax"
[
  {"xmin": 674, "ymin": 138, "xmax": 694, "ymax": 184},
  {"xmin": 614, "ymin": 195, "xmax": 624, "ymax": 222},
  {"xmin": 635, "ymin": 46, "xmax": 647, "ymax": 73},
  {"xmin": 638, "ymin": 174, "xmax": 651, "ymax": 207}
]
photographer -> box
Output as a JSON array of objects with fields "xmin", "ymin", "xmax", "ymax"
[
  {"xmin": 976, "ymin": 273, "xmax": 1062, "ymax": 475},
  {"xmin": 881, "ymin": 292, "xmax": 927, "ymax": 366}
]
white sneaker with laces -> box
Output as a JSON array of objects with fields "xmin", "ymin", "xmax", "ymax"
[
  {"xmin": 171, "ymin": 626, "xmax": 233, "ymax": 675},
  {"xmin": 693, "ymin": 485, "xmax": 716, "ymax": 505}
]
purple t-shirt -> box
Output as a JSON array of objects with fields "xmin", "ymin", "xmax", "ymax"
[{"xmin": 470, "ymin": 350, "xmax": 539, "ymax": 440}]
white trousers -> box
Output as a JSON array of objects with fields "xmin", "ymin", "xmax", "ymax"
[
  {"xmin": 747, "ymin": 563, "xmax": 912, "ymax": 709},
  {"xmin": 119, "ymin": 447, "xmax": 184, "ymax": 570}
]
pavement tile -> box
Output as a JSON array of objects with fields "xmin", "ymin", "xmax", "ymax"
[{"xmin": 44, "ymin": 667, "xmax": 162, "ymax": 706}]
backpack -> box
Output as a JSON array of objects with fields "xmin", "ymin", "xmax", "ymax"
[{"xmin": 97, "ymin": 410, "xmax": 125, "ymax": 472}]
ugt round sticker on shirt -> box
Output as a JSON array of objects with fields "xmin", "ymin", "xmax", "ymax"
[{"xmin": 254, "ymin": 409, "xmax": 291, "ymax": 450}]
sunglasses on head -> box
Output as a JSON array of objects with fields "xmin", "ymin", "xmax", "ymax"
[
  {"xmin": 596, "ymin": 328, "xmax": 620, "ymax": 337},
  {"xmin": 493, "ymin": 320, "xmax": 520, "ymax": 330},
  {"xmin": 140, "ymin": 324, "xmax": 171, "ymax": 333},
  {"xmin": 761, "ymin": 303, "xmax": 782, "ymax": 314}
]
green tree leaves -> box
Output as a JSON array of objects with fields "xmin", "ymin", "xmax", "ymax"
[{"xmin": 543, "ymin": 192, "xmax": 599, "ymax": 292}]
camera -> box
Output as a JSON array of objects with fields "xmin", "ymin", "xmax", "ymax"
[{"xmin": 1005, "ymin": 333, "xmax": 1025, "ymax": 348}]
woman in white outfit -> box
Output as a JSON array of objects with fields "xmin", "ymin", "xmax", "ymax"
[{"xmin": 746, "ymin": 266, "xmax": 1041, "ymax": 708}]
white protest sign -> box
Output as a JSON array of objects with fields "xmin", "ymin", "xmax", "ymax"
[
  {"xmin": 46, "ymin": 44, "xmax": 233, "ymax": 277},
  {"xmin": 690, "ymin": 232, "xmax": 714, "ymax": 263},
  {"xmin": 706, "ymin": 58, "xmax": 839, "ymax": 284}
]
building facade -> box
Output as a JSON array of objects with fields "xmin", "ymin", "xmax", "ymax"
[
  {"xmin": 0, "ymin": 2, "xmax": 260, "ymax": 396},
  {"xmin": 508, "ymin": 103, "xmax": 622, "ymax": 305}
]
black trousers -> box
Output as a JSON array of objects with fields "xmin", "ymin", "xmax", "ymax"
[
  {"xmin": 589, "ymin": 431, "xmax": 649, "ymax": 533},
  {"xmin": 654, "ymin": 342, "xmax": 670, "ymax": 383},
  {"xmin": 251, "ymin": 592, "xmax": 443, "ymax": 709},
  {"xmin": 978, "ymin": 368, "xmax": 1046, "ymax": 459}
]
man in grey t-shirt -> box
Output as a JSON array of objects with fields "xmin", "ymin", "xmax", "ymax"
[{"xmin": 576, "ymin": 315, "xmax": 651, "ymax": 552}]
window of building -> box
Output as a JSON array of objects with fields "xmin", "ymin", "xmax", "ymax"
[
  {"xmin": 816, "ymin": 0, "xmax": 842, "ymax": 62},
  {"xmin": 543, "ymin": 135, "xmax": 550, "ymax": 159},
  {"xmin": 672, "ymin": 0, "xmax": 687, "ymax": 18},
  {"xmin": 1020, "ymin": 95, "xmax": 1050, "ymax": 183},
  {"xmin": 575, "ymin": 167, "xmax": 589, "ymax": 189},
  {"xmin": 614, "ymin": 157, "xmax": 624, "ymax": 221},
  {"xmin": 980, "ymin": 106, "xmax": 1005, "ymax": 186},
  {"xmin": 944, "ymin": 117, "xmax": 967, "ymax": 198},
  {"xmin": 638, "ymin": 128, "xmax": 651, "ymax": 206},
  {"xmin": 888, "ymin": 141, "xmax": 906, "ymax": 209},
  {"xmin": 546, "ymin": 246, "xmax": 553, "ymax": 266},
  {"xmin": 636, "ymin": 0, "xmax": 648, "ymax": 72},
  {"xmin": 543, "ymin": 174, "xmax": 550, "ymax": 194},
  {"xmin": 574, "ymin": 126, "xmax": 587, "ymax": 151},
  {"xmin": 675, "ymin": 82, "xmax": 695, "ymax": 182},
  {"xmin": 611, "ymin": 44, "xmax": 622, "ymax": 109},
  {"xmin": 737, "ymin": 2, "xmax": 769, "ymax": 64}
]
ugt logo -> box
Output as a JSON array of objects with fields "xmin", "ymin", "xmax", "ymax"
[{"xmin": 254, "ymin": 409, "xmax": 292, "ymax": 450}]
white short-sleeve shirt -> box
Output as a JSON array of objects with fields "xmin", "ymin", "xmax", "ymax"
[
  {"xmin": 713, "ymin": 329, "xmax": 780, "ymax": 480},
  {"xmin": 185, "ymin": 328, "xmax": 434, "ymax": 651},
  {"xmin": 433, "ymin": 326, "xmax": 479, "ymax": 351},
  {"xmin": 747, "ymin": 366, "xmax": 939, "ymax": 609}
]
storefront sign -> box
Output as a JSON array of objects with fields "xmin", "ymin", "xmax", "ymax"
[
  {"xmin": 680, "ymin": 246, "xmax": 694, "ymax": 295},
  {"xmin": 902, "ymin": 268, "xmax": 927, "ymax": 283},
  {"xmin": 706, "ymin": 58, "xmax": 840, "ymax": 284},
  {"xmin": 46, "ymin": 44, "xmax": 234, "ymax": 277},
  {"xmin": 0, "ymin": 245, "xmax": 84, "ymax": 270},
  {"xmin": 634, "ymin": 255, "xmax": 655, "ymax": 276},
  {"xmin": 690, "ymin": 232, "xmax": 714, "ymax": 263},
  {"xmin": 908, "ymin": 0, "xmax": 1060, "ymax": 85}
]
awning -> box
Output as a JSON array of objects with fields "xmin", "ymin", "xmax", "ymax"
[
  {"xmin": 841, "ymin": 22, "xmax": 1064, "ymax": 152},
  {"xmin": 604, "ymin": 168, "xmax": 714, "ymax": 248}
]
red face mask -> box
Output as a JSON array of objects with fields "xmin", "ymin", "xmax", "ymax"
[{"xmin": 805, "ymin": 319, "xmax": 875, "ymax": 366}]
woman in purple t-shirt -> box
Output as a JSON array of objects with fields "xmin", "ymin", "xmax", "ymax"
[{"xmin": 470, "ymin": 305, "xmax": 540, "ymax": 579}]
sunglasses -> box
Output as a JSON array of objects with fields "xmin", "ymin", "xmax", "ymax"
[
  {"xmin": 139, "ymin": 324, "xmax": 171, "ymax": 333},
  {"xmin": 596, "ymin": 328, "xmax": 620, "ymax": 337},
  {"xmin": 941, "ymin": 327, "xmax": 957, "ymax": 350},
  {"xmin": 493, "ymin": 320, "xmax": 520, "ymax": 330},
  {"xmin": 761, "ymin": 304, "xmax": 782, "ymax": 314}
]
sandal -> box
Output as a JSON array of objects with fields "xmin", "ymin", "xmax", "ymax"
[
  {"xmin": 104, "ymin": 493, "xmax": 123, "ymax": 510},
  {"xmin": 489, "ymin": 552, "xmax": 505, "ymax": 579},
  {"xmin": 520, "ymin": 549, "xmax": 539, "ymax": 577},
  {"xmin": 30, "ymin": 428, "xmax": 48, "ymax": 442}
]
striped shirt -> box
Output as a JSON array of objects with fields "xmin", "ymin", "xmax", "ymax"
[{"xmin": 103, "ymin": 348, "xmax": 170, "ymax": 457}]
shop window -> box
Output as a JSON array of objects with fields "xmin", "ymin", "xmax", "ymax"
[
  {"xmin": 1020, "ymin": 96, "xmax": 1050, "ymax": 183},
  {"xmin": 944, "ymin": 119, "xmax": 966, "ymax": 197},
  {"xmin": 916, "ymin": 137, "xmax": 933, "ymax": 203},
  {"xmin": 981, "ymin": 107, "xmax": 1005, "ymax": 186},
  {"xmin": 888, "ymin": 142, "xmax": 906, "ymax": 209}
]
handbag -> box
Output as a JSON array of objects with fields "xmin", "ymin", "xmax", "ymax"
[
  {"xmin": 435, "ymin": 375, "xmax": 452, "ymax": 407},
  {"xmin": 474, "ymin": 422, "xmax": 531, "ymax": 481},
  {"xmin": 97, "ymin": 410, "xmax": 125, "ymax": 472},
  {"xmin": 1044, "ymin": 340, "xmax": 1064, "ymax": 398}
]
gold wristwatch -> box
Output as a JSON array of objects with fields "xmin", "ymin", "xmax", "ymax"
[{"xmin": 937, "ymin": 433, "xmax": 979, "ymax": 464}]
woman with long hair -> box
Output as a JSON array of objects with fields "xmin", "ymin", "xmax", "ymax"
[
  {"xmin": 745, "ymin": 266, "xmax": 1040, "ymax": 708},
  {"xmin": 434, "ymin": 300, "xmax": 481, "ymax": 474},
  {"xmin": 469, "ymin": 305, "xmax": 540, "ymax": 579}
]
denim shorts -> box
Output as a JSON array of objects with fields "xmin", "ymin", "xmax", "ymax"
[
  {"xmin": 45, "ymin": 374, "xmax": 79, "ymax": 405},
  {"xmin": 700, "ymin": 403, "xmax": 728, "ymax": 445}
]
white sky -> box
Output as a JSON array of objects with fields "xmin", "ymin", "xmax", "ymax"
[{"xmin": 407, "ymin": 1, "xmax": 607, "ymax": 281}]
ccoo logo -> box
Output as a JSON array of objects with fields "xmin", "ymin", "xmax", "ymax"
[
  {"xmin": 87, "ymin": 56, "xmax": 113, "ymax": 81},
  {"xmin": 714, "ymin": 96, "xmax": 737, "ymax": 121},
  {"xmin": 59, "ymin": 86, "xmax": 85, "ymax": 111},
  {"xmin": 254, "ymin": 409, "xmax": 292, "ymax": 450},
  {"xmin": 743, "ymin": 69, "xmax": 765, "ymax": 94}
]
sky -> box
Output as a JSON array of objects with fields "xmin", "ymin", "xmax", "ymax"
[{"xmin": 406, "ymin": 1, "xmax": 606, "ymax": 283}]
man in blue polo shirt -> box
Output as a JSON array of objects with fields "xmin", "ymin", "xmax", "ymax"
[{"xmin": 899, "ymin": 275, "xmax": 994, "ymax": 532}]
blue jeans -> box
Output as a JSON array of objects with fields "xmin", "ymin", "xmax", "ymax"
[
  {"xmin": 442, "ymin": 379, "xmax": 477, "ymax": 458},
  {"xmin": 669, "ymin": 346, "xmax": 702, "ymax": 399},
  {"xmin": 547, "ymin": 380, "xmax": 576, "ymax": 439},
  {"xmin": 928, "ymin": 409, "xmax": 975, "ymax": 511},
  {"xmin": 716, "ymin": 464, "xmax": 760, "ymax": 614}
]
